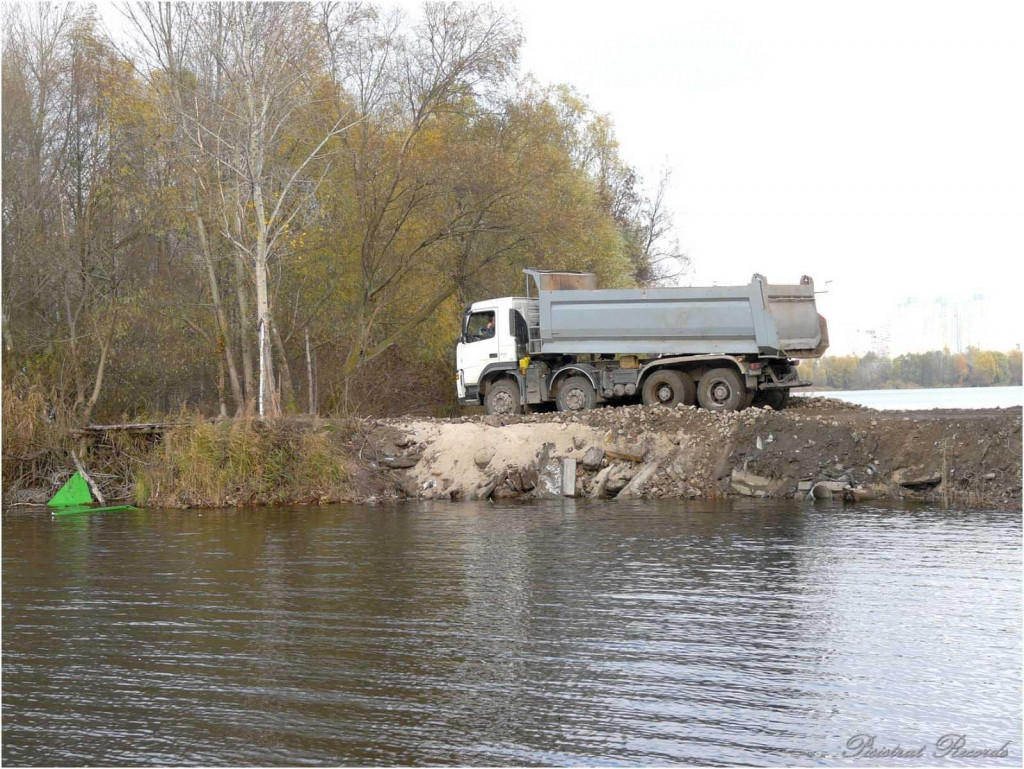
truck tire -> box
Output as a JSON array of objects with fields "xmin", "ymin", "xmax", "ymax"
[
  {"xmin": 642, "ymin": 369, "xmax": 696, "ymax": 408},
  {"xmin": 754, "ymin": 388, "xmax": 790, "ymax": 410},
  {"xmin": 484, "ymin": 378, "xmax": 521, "ymax": 415},
  {"xmin": 697, "ymin": 367, "xmax": 747, "ymax": 412},
  {"xmin": 556, "ymin": 376, "xmax": 596, "ymax": 412}
]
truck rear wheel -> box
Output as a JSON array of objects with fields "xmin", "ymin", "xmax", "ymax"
[
  {"xmin": 484, "ymin": 378, "xmax": 521, "ymax": 415},
  {"xmin": 697, "ymin": 368, "xmax": 747, "ymax": 412},
  {"xmin": 556, "ymin": 376, "xmax": 596, "ymax": 412},
  {"xmin": 754, "ymin": 388, "xmax": 790, "ymax": 410},
  {"xmin": 642, "ymin": 369, "xmax": 696, "ymax": 408}
]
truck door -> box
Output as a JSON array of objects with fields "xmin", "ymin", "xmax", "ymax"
[{"xmin": 459, "ymin": 308, "xmax": 499, "ymax": 388}]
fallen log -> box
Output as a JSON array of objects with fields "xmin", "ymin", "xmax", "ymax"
[
  {"xmin": 71, "ymin": 422, "xmax": 180, "ymax": 435},
  {"xmin": 70, "ymin": 449, "xmax": 107, "ymax": 506},
  {"xmin": 605, "ymin": 448, "xmax": 645, "ymax": 464}
]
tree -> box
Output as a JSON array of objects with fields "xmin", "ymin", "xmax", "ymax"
[
  {"xmin": 623, "ymin": 168, "xmax": 689, "ymax": 286},
  {"xmin": 125, "ymin": 2, "xmax": 360, "ymax": 417},
  {"xmin": 2, "ymin": 2, "xmax": 681, "ymax": 422},
  {"xmin": 1009, "ymin": 349, "xmax": 1022, "ymax": 386},
  {"xmin": 967, "ymin": 349, "xmax": 998, "ymax": 387}
]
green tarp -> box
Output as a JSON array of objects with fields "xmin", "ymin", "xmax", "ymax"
[
  {"xmin": 51, "ymin": 504, "xmax": 136, "ymax": 517},
  {"xmin": 47, "ymin": 471, "xmax": 138, "ymax": 515},
  {"xmin": 47, "ymin": 471, "xmax": 93, "ymax": 507}
]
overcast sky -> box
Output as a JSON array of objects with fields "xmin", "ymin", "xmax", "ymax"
[
  {"xmin": 98, "ymin": 0, "xmax": 1022, "ymax": 355},
  {"xmin": 513, "ymin": 0, "xmax": 1023, "ymax": 354}
]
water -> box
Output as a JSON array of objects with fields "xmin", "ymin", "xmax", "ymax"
[
  {"xmin": 797, "ymin": 385, "xmax": 1023, "ymax": 411},
  {"xmin": 3, "ymin": 501, "xmax": 1020, "ymax": 766}
]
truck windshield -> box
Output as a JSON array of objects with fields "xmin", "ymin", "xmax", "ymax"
[{"xmin": 465, "ymin": 311, "xmax": 495, "ymax": 341}]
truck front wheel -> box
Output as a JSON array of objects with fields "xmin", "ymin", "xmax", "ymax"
[
  {"xmin": 556, "ymin": 376, "xmax": 596, "ymax": 412},
  {"xmin": 697, "ymin": 368, "xmax": 747, "ymax": 412},
  {"xmin": 642, "ymin": 369, "xmax": 696, "ymax": 408},
  {"xmin": 484, "ymin": 379, "xmax": 521, "ymax": 415}
]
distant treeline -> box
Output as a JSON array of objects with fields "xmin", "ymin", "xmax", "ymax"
[{"xmin": 797, "ymin": 348, "xmax": 1023, "ymax": 390}]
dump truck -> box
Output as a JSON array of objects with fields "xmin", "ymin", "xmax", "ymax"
[{"xmin": 456, "ymin": 269, "xmax": 829, "ymax": 415}]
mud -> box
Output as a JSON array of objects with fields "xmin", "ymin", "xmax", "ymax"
[{"xmin": 367, "ymin": 397, "xmax": 1022, "ymax": 509}]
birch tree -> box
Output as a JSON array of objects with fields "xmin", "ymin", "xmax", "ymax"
[{"xmin": 127, "ymin": 2, "xmax": 358, "ymax": 417}]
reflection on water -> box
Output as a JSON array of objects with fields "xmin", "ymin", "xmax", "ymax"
[{"xmin": 2, "ymin": 500, "xmax": 1020, "ymax": 766}]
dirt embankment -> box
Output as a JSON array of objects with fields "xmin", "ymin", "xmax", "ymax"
[
  {"xmin": 5, "ymin": 398, "xmax": 1018, "ymax": 510},
  {"xmin": 370, "ymin": 398, "xmax": 1022, "ymax": 509}
]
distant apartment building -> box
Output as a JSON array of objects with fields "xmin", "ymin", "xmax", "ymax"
[
  {"xmin": 849, "ymin": 326, "xmax": 890, "ymax": 357},
  {"xmin": 886, "ymin": 294, "xmax": 988, "ymax": 354}
]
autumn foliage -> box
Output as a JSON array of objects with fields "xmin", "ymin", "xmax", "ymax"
[
  {"xmin": 2, "ymin": 3, "xmax": 688, "ymax": 422},
  {"xmin": 797, "ymin": 348, "xmax": 1023, "ymax": 390}
]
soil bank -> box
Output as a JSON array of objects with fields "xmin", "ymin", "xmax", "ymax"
[
  {"xmin": 375, "ymin": 397, "xmax": 1022, "ymax": 509},
  {"xmin": 4, "ymin": 398, "xmax": 1020, "ymax": 510}
]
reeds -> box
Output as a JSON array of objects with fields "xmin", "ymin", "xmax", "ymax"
[
  {"xmin": 1, "ymin": 378, "xmax": 76, "ymax": 493},
  {"xmin": 135, "ymin": 417, "xmax": 352, "ymax": 507}
]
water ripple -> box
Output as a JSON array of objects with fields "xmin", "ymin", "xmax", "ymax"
[{"xmin": 3, "ymin": 500, "xmax": 1020, "ymax": 766}]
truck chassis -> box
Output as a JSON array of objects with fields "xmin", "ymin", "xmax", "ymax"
[{"xmin": 464, "ymin": 353, "xmax": 808, "ymax": 415}]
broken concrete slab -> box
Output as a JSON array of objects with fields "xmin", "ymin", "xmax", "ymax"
[
  {"xmin": 617, "ymin": 463, "xmax": 659, "ymax": 498},
  {"xmin": 469, "ymin": 470, "xmax": 506, "ymax": 501},
  {"xmin": 589, "ymin": 465, "xmax": 613, "ymax": 498},
  {"xmin": 582, "ymin": 447, "xmax": 605, "ymax": 471},
  {"xmin": 474, "ymin": 447, "xmax": 495, "ymax": 469},
  {"xmin": 382, "ymin": 454, "xmax": 422, "ymax": 469},
  {"xmin": 561, "ymin": 457, "xmax": 577, "ymax": 497},
  {"xmin": 892, "ymin": 466, "xmax": 942, "ymax": 487},
  {"xmin": 730, "ymin": 468, "xmax": 773, "ymax": 497},
  {"xmin": 843, "ymin": 486, "xmax": 885, "ymax": 502},
  {"xmin": 604, "ymin": 464, "xmax": 634, "ymax": 495}
]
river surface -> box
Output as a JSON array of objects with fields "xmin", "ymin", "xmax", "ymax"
[
  {"xmin": 798, "ymin": 385, "xmax": 1023, "ymax": 410},
  {"xmin": 3, "ymin": 500, "xmax": 1020, "ymax": 766}
]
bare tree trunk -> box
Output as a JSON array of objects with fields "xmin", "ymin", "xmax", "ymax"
[
  {"xmin": 251, "ymin": 162, "xmax": 280, "ymax": 417},
  {"xmin": 81, "ymin": 321, "xmax": 113, "ymax": 424},
  {"xmin": 271, "ymin": 318, "xmax": 296, "ymax": 413},
  {"xmin": 256, "ymin": 305, "xmax": 278, "ymax": 420},
  {"xmin": 2, "ymin": 305, "xmax": 13, "ymax": 353},
  {"xmin": 193, "ymin": 197, "xmax": 245, "ymax": 414},
  {"xmin": 305, "ymin": 327, "xmax": 316, "ymax": 416},
  {"xmin": 63, "ymin": 284, "xmax": 86, "ymax": 409},
  {"xmin": 71, "ymin": 448, "xmax": 106, "ymax": 506},
  {"xmin": 216, "ymin": 354, "xmax": 228, "ymax": 418},
  {"xmin": 234, "ymin": 251, "xmax": 255, "ymax": 409}
]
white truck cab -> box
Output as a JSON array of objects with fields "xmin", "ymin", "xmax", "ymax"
[{"xmin": 456, "ymin": 297, "xmax": 531, "ymax": 404}]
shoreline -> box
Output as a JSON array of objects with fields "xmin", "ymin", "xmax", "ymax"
[
  {"xmin": 4, "ymin": 398, "xmax": 1021, "ymax": 511},
  {"xmin": 380, "ymin": 397, "xmax": 1021, "ymax": 510}
]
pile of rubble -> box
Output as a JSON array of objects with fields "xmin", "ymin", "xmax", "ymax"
[{"xmin": 367, "ymin": 397, "xmax": 1022, "ymax": 509}]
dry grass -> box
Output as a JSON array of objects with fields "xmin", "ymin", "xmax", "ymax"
[
  {"xmin": 2, "ymin": 379, "xmax": 76, "ymax": 494},
  {"xmin": 135, "ymin": 417, "xmax": 353, "ymax": 507},
  {"xmin": 3, "ymin": 377, "xmax": 357, "ymax": 507}
]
